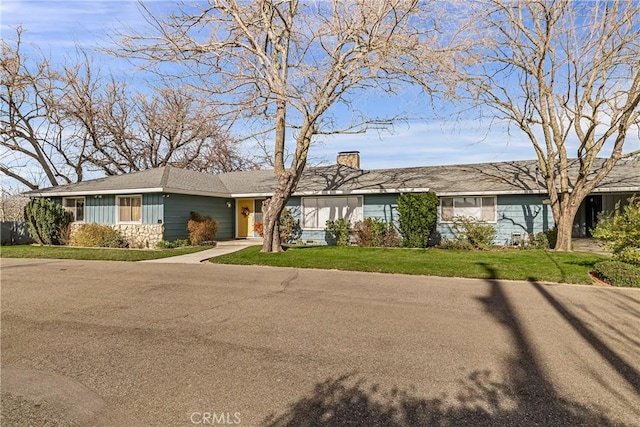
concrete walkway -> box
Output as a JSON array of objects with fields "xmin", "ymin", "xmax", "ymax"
[{"xmin": 140, "ymin": 239, "xmax": 262, "ymax": 264}]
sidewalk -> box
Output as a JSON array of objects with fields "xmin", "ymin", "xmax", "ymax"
[{"xmin": 141, "ymin": 239, "xmax": 262, "ymax": 264}]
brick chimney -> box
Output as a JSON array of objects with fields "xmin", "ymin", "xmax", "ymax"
[{"xmin": 336, "ymin": 151, "xmax": 360, "ymax": 169}]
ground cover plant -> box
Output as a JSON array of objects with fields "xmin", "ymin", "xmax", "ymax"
[
  {"xmin": 0, "ymin": 244, "xmax": 212, "ymax": 261},
  {"xmin": 210, "ymin": 246, "xmax": 605, "ymax": 285}
]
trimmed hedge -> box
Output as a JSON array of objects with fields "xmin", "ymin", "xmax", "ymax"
[{"xmin": 592, "ymin": 260, "xmax": 640, "ymax": 288}]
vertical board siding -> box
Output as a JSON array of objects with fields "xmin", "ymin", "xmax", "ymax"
[
  {"xmin": 142, "ymin": 193, "xmax": 163, "ymax": 225},
  {"xmin": 363, "ymin": 194, "xmax": 398, "ymax": 224},
  {"xmin": 163, "ymin": 194, "xmax": 234, "ymax": 241},
  {"xmin": 86, "ymin": 195, "xmax": 116, "ymax": 224}
]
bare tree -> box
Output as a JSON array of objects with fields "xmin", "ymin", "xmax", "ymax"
[
  {"xmin": 1, "ymin": 27, "xmax": 253, "ymax": 189},
  {"xmin": 456, "ymin": 0, "xmax": 640, "ymax": 251},
  {"xmin": 80, "ymin": 81, "xmax": 252, "ymax": 175},
  {"xmin": 117, "ymin": 0, "xmax": 457, "ymax": 252},
  {"xmin": 1, "ymin": 27, "xmax": 88, "ymax": 189}
]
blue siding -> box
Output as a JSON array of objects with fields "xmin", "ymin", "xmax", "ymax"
[
  {"xmin": 289, "ymin": 194, "xmax": 400, "ymax": 244},
  {"xmin": 436, "ymin": 195, "xmax": 554, "ymax": 245},
  {"xmin": 363, "ymin": 194, "xmax": 398, "ymax": 224},
  {"xmin": 163, "ymin": 194, "xmax": 234, "ymax": 241},
  {"xmin": 142, "ymin": 193, "xmax": 163, "ymax": 225},
  {"xmin": 86, "ymin": 195, "xmax": 115, "ymax": 224}
]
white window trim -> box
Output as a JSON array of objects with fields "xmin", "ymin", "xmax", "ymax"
[
  {"xmin": 116, "ymin": 195, "xmax": 143, "ymax": 224},
  {"xmin": 301, "ymin": 195, "xmax": 363, "ymax": 230},
  {"xmin": 439, "ymin": 196, "xmax": 498, "ymax": 223},
  {"xmin": 62, "ymin": 196, "xmax": 86, "ymax": 223}
]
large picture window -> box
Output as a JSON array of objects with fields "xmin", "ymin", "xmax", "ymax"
[
  {"xmin": 118, "ymin": 196, "xmax": 142, "ymax": 223},
  {"xmin": 63, "ymin": 197, "xmax": 85, "ymax": 222},
  {"xmin": 440, "ymin": 196, "xmax": 496, "ymax": 222},
  {"xmin": 302, "ymin": 196, "xmax": 363, "ymax": 229}
]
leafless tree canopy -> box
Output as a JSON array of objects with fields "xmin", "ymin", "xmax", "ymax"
[
  {"xmin": 1, "ymin": 28, "xmax": 87, "ymax": 189},
  {"xmin": 1, "ymin": 27, "xmax": 253, "ymax": 190},
  {"xmin": 456, "ymin": 0, "xmax": 640, "ymax": 250},
  {"xmin": 116, "ymin": 0, "xmax": 460, "ymax": 251}
]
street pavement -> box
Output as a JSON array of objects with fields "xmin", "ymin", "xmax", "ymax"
[{"xmin": 1, "ymin": 258, "xmax": 639, "ymax": 426}]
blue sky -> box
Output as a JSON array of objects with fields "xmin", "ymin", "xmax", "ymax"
[{"xmin": 1, "ymin": 0, "xmax": 631, "ymax": 172}]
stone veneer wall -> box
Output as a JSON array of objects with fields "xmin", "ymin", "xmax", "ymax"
[
  {"xmin": 113, "ymin": 224, "xmax": 164, "ymax": 248},
  {"xmin": 70, "ymin": 223, "xmax": 164, "ymax": 248}
]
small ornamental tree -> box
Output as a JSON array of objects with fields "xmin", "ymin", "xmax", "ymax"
[
  {"xmin": 397, "ymin": 192, "xmax": 439, "ymax": 248},
  {"xmin": 592, "ymin": 196, "xmax": 640, "ymax": 266},
  {"xmin": 23, "ymin": 198, "xmax": 72, "ymax": 245}
]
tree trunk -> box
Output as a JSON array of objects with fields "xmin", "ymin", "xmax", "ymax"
[
  {"xmin": 554, "ymin": 204, "xmax": 579, "ymax": 251},
  {"xmin": 261, "ymin": 172, "xmax": 297, "ymax": 253}
]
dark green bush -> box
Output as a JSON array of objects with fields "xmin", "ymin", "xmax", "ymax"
[
  {"xmin": 156, "ymin": 239, "xmax": 190, "ymax": 249},
  {"xmin": 544, "ymin": 227, "xmax": 558, "ymax": 249},
  {"xmin": 592, "ymin": 260, "xmax": 640, "ymax": 287},
  {"xmin": 397, "ymin": 192, "xmax": 438, "ymax": 248},
  {"xmin": 325, "ymin": 218, "xmax": 352, "ymax": 246},
  {"xmin": 23, "ymin": 198, "xmax": 72, "ymax": 245},
  {"xmin": 353, "ymin": 218, "xmax": 400, "ymax": 247},
  {"xmin": 452, "ymin": 216, "xmax": 497, "ymax": 249},
  {"xmin": 70, "ymin": 224, "xmax": 128, "ymax": 248},
  {"xmin": 187, "ymin": 211, "xmax": 218, "ymax": 245}
]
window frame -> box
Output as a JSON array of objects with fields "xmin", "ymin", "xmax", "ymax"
[
  {"xmin": 116, "ymin": 195, "xmax": 143, "ymax": 224},
  {"xmin": 62, "ymin": 196, "xmax": 85, "ymax": 223},
  {"xmin": 301, "ymin": 196, "xmax": 363, "ymax": 230},
  {"xmin": 439, "ymin": 196, "xmax": 497, "ymax": 223}
]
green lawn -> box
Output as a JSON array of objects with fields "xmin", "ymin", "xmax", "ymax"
[
  {"xmin": 0, "ymin": 244, "xmax": 212, "ymax": 262},
  {"xmin": 210, "ymin": 246, "xmax": 606, "ymax": 284}
]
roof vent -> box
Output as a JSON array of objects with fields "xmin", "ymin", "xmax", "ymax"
[{"xmin": 337, "ymin": 151, "xmax": 360, "ymax": 169}]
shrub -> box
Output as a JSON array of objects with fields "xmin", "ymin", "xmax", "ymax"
[
  {"xmin": 544, "ymin": 227, "xmax": 558, "ymax": 249},
  {"xmin": 279, "ymin": 209, "xmax": 301, "ymax": 243},
  {"xmin": 397, "ymin": 192, "xmax": 438, "ymax": 248},
  {"xmin": 70, "ymin": 224, "xmax": 128, "ymax": 248},
  {"xmin": 592, "ymin": 260, "xmax": 640, "ymax": 288},
  {"xmin": 23, "ymin": 198, "xmax": 72, "ymax": 245},
  {"xmin": 592, "ymin": 196, "xmax": 640, "ymax": 265},
  {"xmin": 616, "ymin": 247, "xmax": 640, "ymax": 267},
  {"xmin": 156, "ymin": 239, "xmax": 190, "ymax": 249},
  {"xmin": 452, "ymin": 216, "xmax": 497, "ymax": 249},
  {"xmin": 325, "ymin": 218, "xmax": 352, "ymax": 246},
  {"xmin": 353, "ymin": 218, "xmax": 400, "ymax": 247},
  {"xmin": 522, "ymin": 232, "xmax": 550, "ymax": 250},
  {"xmin": 437, "ymin": 238, "xmax": 474, "ymax": 250},
  {"xmin": 187, "ymin": 211, "xmax": 218, "ymax": 245}
]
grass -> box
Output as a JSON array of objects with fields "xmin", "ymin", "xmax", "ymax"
[
  {"xmin": 210, "ymin": 246, "xmax": 607, "ymax": 285},
  {"xmin": 0, "ymin": 244, "xmax": 213, "ymax": 262}
]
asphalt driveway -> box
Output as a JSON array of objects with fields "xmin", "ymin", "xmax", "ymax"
[{"xmin": 1, "ymin": 258, "xmax": 639, "ymax": 426}]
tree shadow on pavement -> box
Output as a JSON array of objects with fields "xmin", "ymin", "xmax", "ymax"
[{"xmin": 263, "ymin": 264, "xmax": 632, "ymax": 426}]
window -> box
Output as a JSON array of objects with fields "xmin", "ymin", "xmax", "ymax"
[
  {"xmin": 117, "ymin": 196, "xmax": 142, "ymax": 223},
  {"xmin": 63, "ymin": 197, "xmax": 85, "ymax": 222},
  {"xmin": 440, "ymin": 196, "xmax": 496, "ymax": 222},
  {"xmin": 302, "ymin": 196, "xmax": 363, "ymax": 229}
]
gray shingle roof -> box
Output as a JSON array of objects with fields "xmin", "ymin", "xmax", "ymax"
[{"xmin": 25, "ymin": 158, "xmax": 640, "ymax": 197}]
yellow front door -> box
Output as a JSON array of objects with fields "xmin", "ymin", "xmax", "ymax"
[{"xmin": 237, "ymin": 199, "xmax": 254, "ymax": 238}]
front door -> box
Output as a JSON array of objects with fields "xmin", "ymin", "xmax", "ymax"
[
  {"xmin": 237, "ymin": 199, "xmax": 254, "ymax": 238},
  {"xmin": 585, "ymin": 195, "xmax": 603, "ymax": 237}
]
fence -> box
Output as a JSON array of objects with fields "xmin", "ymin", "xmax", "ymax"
[{"xmin": 1, "ymin": 221, "xmax": 33, "ymax": 245}]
